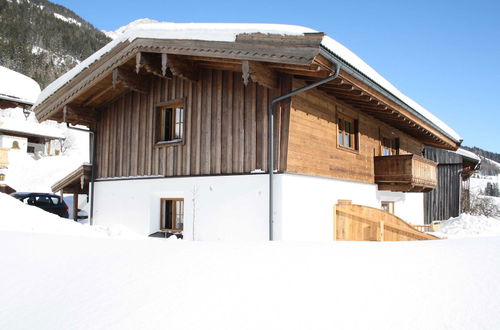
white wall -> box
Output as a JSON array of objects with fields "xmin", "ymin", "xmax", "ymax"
[
  {"xmin": 93, "ymin": 174, "xmax": 269, "ymax": 241},
  {"xmin": 93, "ymin": 173, "xmax": 426, "ymax": 241},
  {"xmin": 274, "ymin": 173, "xmax": 379, "ymax": 241},
  {"xmin": 0, "ymin": 134, "xmax": 27, "ymax": 152},
  {"xmin": 376, "ymin": 191, "xmax": 424, "ymax": 225}
]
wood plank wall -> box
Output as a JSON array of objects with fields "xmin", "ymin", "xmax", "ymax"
[
  {"xmin": 423, "ymin": 146, "xmax": 463, "ymax": 223},
  {"xmin": 95, "ymin": 69, "xmax": 290, "ymax": 179},
  {"xmin": 287, "ymin": 80, "xmax": 423, "ymax": 184}
]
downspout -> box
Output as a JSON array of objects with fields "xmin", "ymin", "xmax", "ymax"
[
  {"xmin": 268, "ymin": 60, "xmax": 341, "ymax": 240},
  {"xmin": 64, "ymin": 109, "xmax": 96, "ymax": 225}
]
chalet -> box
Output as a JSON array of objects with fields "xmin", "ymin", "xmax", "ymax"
[{"xmin": 32, "ymin": 23, "xmax": 462, "ymax": 241}]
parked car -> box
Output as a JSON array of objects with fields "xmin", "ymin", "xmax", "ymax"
[{"xmin": 11, "ymin": 192, "xmax": 69, "ymax": 218}]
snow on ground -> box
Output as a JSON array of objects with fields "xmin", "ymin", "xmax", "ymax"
[
  {"xmin": 1, "ymin": 194, "xmax": 500, "ymax": 330},
  {"xmin": 434, "ymin": 214, "xmax": 500, "ymax": 238},
  {"xmin": 0, "ymin": 192, "xmax": 139, "ymax": 238}
]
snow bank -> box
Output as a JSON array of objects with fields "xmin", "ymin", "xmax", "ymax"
[
  {"xmin": 33, "ymin": 22, "xmax": 461, "ymax": 142},
  {"xmin": 0, "ymin": 225, "xmax": 499, "ymax": 329},
  {"xmin": 0, "ymin": 65, "xmax": 40, "ymax": 105},
  {"xmin": 434, "ymin": 213, "xmax": 500, "ymax": 238},
  {"xmin": 0, "ymin": 192, "xmax": 139, "ymax": 238}
]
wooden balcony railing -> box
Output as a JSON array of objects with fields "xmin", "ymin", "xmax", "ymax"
[
  {"xmin": 374, "ymin": 154, "xmax": 437, "ymax": 192},
  {"xmin": 335, "ymin": 200, "xmax": 439, "ymax": 241},
  {"xmin": 0, "ymin": 148, "xmax": 8, "ymax": 169}
]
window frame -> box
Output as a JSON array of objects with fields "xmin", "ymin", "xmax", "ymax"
[
  {"xmin": 154, "ymin": 98, "xmax": 186, "ymax": 147},
  {"xmin": 381, "ymin": 201, "xmax": 395, "ymax": 214},
  {"xmin": 160, "ymin": 198, "xmax": 184, "ymax": 232},
  {"xmin": 380, "ymin": 135, "xmax": 400, "ymax": 156},
  {"xmin": 336, "ymin": 113, "xmax": 359, "ymax": 152}
]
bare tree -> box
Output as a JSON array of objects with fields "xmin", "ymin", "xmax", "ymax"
[{"xmin": 468, "ymin": 191, "xmax": 500, "ymax": 218}]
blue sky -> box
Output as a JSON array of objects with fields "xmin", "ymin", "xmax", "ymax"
[{"xmin": 53, "ymin": 0, "xmax": 500, "ymax": 152}]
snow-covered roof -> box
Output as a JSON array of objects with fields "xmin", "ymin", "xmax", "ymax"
[
  {"xmin": 0, "ymin": 118, "xmax": 64, "ymax": 140},
  {"xmin": 0, "ymin": 66, "xmax": 41, "ymax": 105},
  {"xmin": 33, "ymin": 21, "xmax": 461, "ymax": 142},
  {"xmin": 455, "ymin": 148, "xmax": 481, "ymax": 163}
]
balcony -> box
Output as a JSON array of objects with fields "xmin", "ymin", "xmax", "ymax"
[{"xmin": 374, "ymin": 154, "xmax": 437, "ymax": 192}]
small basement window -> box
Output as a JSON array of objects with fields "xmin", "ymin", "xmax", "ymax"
[
  {"xmin": 381, "ymin": 201, "xmax": 395, "ymax": 214},
  {"xmin": 155, "ymin": 99, "xmax": 184, "ymax": 145},
  {"xmin": 160, "ymin": 198, "xmax": 184, "ymax": 232},
  {"xmin": 337, "ymin": 114, "xmax": 359, "ymax": 151}
]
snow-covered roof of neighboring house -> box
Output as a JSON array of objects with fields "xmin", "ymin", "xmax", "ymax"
[
  {"xmin": 455, "ymin": 148, "xmax": 481, "ymax": 163},
  {"xmin": 33, "ymin": 21, "xmax": 461, "ymax": 143},
  {"xmin": 0, "ymin": 66, "xmax": 41, "ymax": 106},
  {"xmin": 0, "ymin": 118, "xmax": 64, "ymax": 140}
]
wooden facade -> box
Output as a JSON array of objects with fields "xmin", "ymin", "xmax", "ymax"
[
  {"xmin": 95, "ymin": 71, "xmax": 292, "ymax": 179},
  {"xmin": 287, "ymin": 84, "xmax": 426, "ymax": 185},
  {"xmin": 32, "ymin": 32, "xmax": 461, "ymax": 188}
]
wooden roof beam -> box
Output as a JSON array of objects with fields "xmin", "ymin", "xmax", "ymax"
[
  {"xmin": 137, "ymin": 52, "xmax": 173, "ymax": 78},
  {"xmin": 112, "ymin": 67, "xmax": 149, "ymax": 94},
  {"xmin": 242, "ymin": 60, "xmax": 278, "ymax": 89},
  {"xmin": 166, "ymin": 54, "xmax": 200, "ymax": 82},
  {"xmin": 62, "ymin": 105, "xmax": 97, "ymax": 126}
]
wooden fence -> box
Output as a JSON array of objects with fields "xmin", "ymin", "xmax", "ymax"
[{"xmin": 334, "ymin": 200, "xmax": 439, "ymax": 241}]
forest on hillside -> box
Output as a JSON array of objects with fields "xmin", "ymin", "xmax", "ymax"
[{"xmin": 0, "ymin": 0, "xmax": 109, "ymax": 88}]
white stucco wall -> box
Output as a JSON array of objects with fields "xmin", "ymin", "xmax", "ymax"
[
  {"xmin": 93, "ymin": 174, "xmax": 269, "ymax": 241},
  {"xmin": 93, "ymin": 173, "xmax": 426, "ymax": 241},
  {"xmin": 274, "ymin": 173, "xmax": 380, "ymax": 241},
  {"xmin": 0, "ymin": 134, "xmax": 27, "ymax": 152},
  {"xmin": 376, "ymin": 191, "xmax": 424, "ymax": 225}
]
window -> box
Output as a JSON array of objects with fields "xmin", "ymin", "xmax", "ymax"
[
  {"xmin": 160, "ymin": 198, "xmax": 184, "ymax": 232},
  {"xmin": 381, "ymin": 137, "xmax": 399, "ymax": 156},
  {"xmin": 381, "ymin": 201, "xmax": 394, "ymax": 214},
  {"xmin": 155, "ymin": 100, "xmax": 184, "ymax": 144},
  {"xmin": 27, "ymin": 146, "xmax": 35, "ymax": 154},
  {"xmin": 337, "ymin": 114, "xmax": 358, "ymax": 151}
]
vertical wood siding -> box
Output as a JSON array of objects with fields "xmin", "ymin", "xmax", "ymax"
[
  {"xmin": 423, "ymin": 146, "xmax": 463, "ymax": 223},
  {"xmin": 96, "ymin": 69, "xmax": 284, "ymax": 179}
]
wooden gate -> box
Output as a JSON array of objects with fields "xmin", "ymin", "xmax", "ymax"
[{"xmin": 334, "ymin": 200, "xmax": 438, "ymax": 241}]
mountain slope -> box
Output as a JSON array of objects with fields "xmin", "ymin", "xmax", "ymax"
[
  {"xmin": 0, "ymin": 0, "xmax": 110, "ymax": 88},
  {"xmin": 463, "ymin": 146, "xmax": 500, "ymax": 176}
]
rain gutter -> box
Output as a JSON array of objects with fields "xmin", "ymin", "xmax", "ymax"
[{"xmin": 268, "ymin": 60, "xmax": 341, "ymax": 240}]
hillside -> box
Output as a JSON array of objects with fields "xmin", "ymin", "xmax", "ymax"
[
  {"xmin": 463, "ymin": 146, "xmax": 500, "ymax": 176},
  {"xmin": 0, "ymin": 0, "xmax": 110, "ymax": 88}
]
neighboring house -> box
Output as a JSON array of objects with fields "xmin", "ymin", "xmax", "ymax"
[
  {"xmin": 423, "ymin": 146, "xmax": 480, "ymax": 222},
  {"xmin": 32, "ymin": 23, "xmax": 462, "ymax": 241},
  {"xmin": 0, "ymin": 118, "xmax": 64, "ymax": 156},
  {"xmin": 0, "ymin": 66, "xmax": 40, "ymax": 111}
]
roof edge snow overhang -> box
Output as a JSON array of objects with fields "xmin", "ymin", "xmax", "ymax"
[
  {"xmin": 0, "ymin": 93, "xmax": 34, "ymax": 109},
  {"xmin": 319, "ymin": 46, "xmax": 461, "ymax": 148},
  {"xmin": 0, "ymin": 128, "xmax": 64, "ymax": 140},
  {"xmin": 32, "ymin": 25, "xmax": 460, "ymax": 150}
]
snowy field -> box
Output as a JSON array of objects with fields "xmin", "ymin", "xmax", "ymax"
[{"xmin": 1, "ymin": 193, "xmax": 500, "ymax": 330}]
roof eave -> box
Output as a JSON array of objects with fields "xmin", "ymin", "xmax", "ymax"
[{"xmin": 319, "ymin": 46, "xmax": 461, "ymax": 149}]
